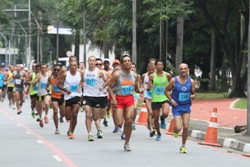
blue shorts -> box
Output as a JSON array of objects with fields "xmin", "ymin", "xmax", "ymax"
[{"xmin": 172, "ymin": 105, "xmax": 191, "ymax": 116}]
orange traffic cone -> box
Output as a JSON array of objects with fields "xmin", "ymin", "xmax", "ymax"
[
  {"xmin": 198, "ymin": 108, "xmax": 222, "ymax": 147},
  {"xmin": 136, "ymin": 103, "xmax": 148, "ymax": 125},
  {"xmin": 166, "ymin": 117, "xmax": 182, "ymax": 136},
  {"xmin": 243, "ymin": 153, "xmax": 250, "ymax": 157}
]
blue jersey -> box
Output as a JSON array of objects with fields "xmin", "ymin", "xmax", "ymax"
[
  {"xmin": 0, "ymin": 73, "xmax": 4, "ymax": 87},
  {"xmin": 171, "ymin": 76, "xmax": 192, "ymax": 107}
]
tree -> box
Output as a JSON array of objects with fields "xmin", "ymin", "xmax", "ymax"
[{"xmin": 0, "ymin": 0, "xmax": 11, "ymax": 25}]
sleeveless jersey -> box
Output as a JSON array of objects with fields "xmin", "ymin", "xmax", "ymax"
[
  {"xmin": 7, "ymin": 71, "xmax": 14, "ymax": 87},
  {"xmin": 38, "ymin": 72, "xmax": 49, "ymax": 96},
  {"xmin": 14, "ymin": 72, "xmax": 24, "ymax": 89},
  {"xmin": 64, "ymin": 71, "xmax": 81, "ymax": 100},
  {"xmin": 51, "ymin": 77, "xmax": 61, "ymax": 99},
  {"xmin": 30, "ymin": 73, "xmax": 38, "ymax": 95},
  {"xmin": 83, "ymin": 68, "xmax": 101, "ymax": 97},
  {"xmin": 143, "ymin": 73, "xmax": 152, "ymax": 99},
  {"xmin": 171, "ymin": 76, "xmax": 192, "ymax": 107},
  {"xmin": 113, "ymin": 70, "xmax": 135, "ymax": 96},
  {"xmin": 0, "ymin": 72, "xmax": 4, "ymax": 87},
  {"xmin": 152, "ymin": 72, "xmax": 168, "ymax": 102}
]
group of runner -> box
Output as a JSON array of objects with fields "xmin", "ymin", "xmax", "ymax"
[{"xmin": 1, "ymin": 55, "xmax": 195, "ymax": 153}]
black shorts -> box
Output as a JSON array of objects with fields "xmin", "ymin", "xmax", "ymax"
[
  {"xmin": 7, "ymin": 87, "xmax": 14, "ymax": 92},
  {"xmin": 65, "ymin": 96, "xmax": 80, "ymax": 107},
  {"xmin": 3, "ymin": 85, "xmax": 7, "ymax": 88},
  {"xmin": 30, "ymin": 94, "xmax": 37, "ymax": 99},
  {"xmin": 0, "ymin": 87, "xmax": 4, "ymax": 91},
  {"xmin": 83, "ymin": 96, "xmax": 101, "ymax": 108},
  {"xmin": 100, "ymin": 96, "xmax": 108, "ymax": 108},
  {"xmin": 51, "ymin": 97, "xmax": 64, "ymax": 106},
  {"xmin": 151, "ymin": 100, "xmax": 169, "ymax": 110},
  {"xmin": 37, "ymin": 95, "xmax": 46, "ymax": 102}
]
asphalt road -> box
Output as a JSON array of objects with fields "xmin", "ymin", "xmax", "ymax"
[{"xmin": 0, "ymin": 98, "xmax": 249, "ymax": 167}]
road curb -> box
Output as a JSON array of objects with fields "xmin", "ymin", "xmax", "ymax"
[{"xmin": 163, "ymin": 122, "xmax": 250, "ymax": 153}]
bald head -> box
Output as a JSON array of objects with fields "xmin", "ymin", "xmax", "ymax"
[
  {"xmin": 179, "ymin": 63, "xmax": 188, "ymax": 69},
  {"xmin": 178, "ymin": 63, "xmax": 189, "ymax": 77}
]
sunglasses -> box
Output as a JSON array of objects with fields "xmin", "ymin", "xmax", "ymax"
[
  {"xmin": 96, "ymin": 63, "xmax": 102, "ymax": 66},
  {"xmin": 54, "ymin": 69, "xmax": 60, "ymax": 71}
]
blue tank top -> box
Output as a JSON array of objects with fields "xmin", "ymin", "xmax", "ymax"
[
  {"xmin": 0, "ymin": 73, "xmax": 4, "ymax": 87},
  {"xmin": 171, "ymin": 76, "xmax": 192, "ymax": 106}
]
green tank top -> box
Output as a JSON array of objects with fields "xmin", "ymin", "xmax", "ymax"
[
  {"xmin": 29, "ymin": 73, "xmax": 38, "ymax": 95},
  {"xmin": 152, "ymin": 72, "xmax": 168, "ymax": 102}
]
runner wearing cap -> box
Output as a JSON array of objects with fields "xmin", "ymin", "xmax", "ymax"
[{"xmin": 5, "ymin": 65, "xmax": 16, "ymax": 109}]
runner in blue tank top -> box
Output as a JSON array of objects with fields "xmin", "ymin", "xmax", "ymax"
[{"xmin": 165, "ymin": 63, "xmax": 196, "ymax": 154}]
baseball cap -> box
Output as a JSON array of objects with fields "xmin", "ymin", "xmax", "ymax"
[
  {"xmin": 112, "ymin": 60, "xmax": 120, "ymax": 65},
  {"xmin": 103, "ymin": 58, "xmax": 110, "ymax": 63},
  {"xmin": 20, "ymin": 64, "xmax": 24, "ymax": 68},
  {"xmin": 24, "ymin": 67, "xmax": 28, "ymax": 70}
]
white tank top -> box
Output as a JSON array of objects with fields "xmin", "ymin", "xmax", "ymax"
[
  {"xmin": 83, "ymin": 68, "xmax": 101, "ymax": 97},
  {"xmin": 64, "ymin": 71, "xmax": 81, "ymax": 100},
  {"xmin": 100, "ymin": 71, "xmax": 108, "ymax": 97},
  {"xmin": 38, "ymin": 72, "xmax": 49, "ymax": 96},
  {"xmin": 144, "ymin": 73, "xmax": 152, "ymax": 99}
]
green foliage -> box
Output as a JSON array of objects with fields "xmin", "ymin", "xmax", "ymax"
[
  {"xmin": 234, "ymin": 98, "xmax": 247, "ymax": 109},
  {"xmin": 0, "ymin": 0, "xmax": 12, "ymax": 25}
]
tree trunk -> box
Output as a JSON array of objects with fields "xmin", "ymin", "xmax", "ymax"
[
  {"xmin": 103, "ymin": 41, "xmax": 109, "ymax": 59},
  {"xmin": 75, "ymin": 32, "xmax": 79, "ymax": 59},
  {"xmin": 132, "ymin": 0, "xmax": 137, "ymax": 64},
  {"xmin": 210, "ymin": 28, "xmax": 216, "ymax": 91},
  {"xmin": 220, "ymin": 55, "xmax": 227, "ymax": 92},
  {"xmin": 175, "ymin": 17, "xmax": 184, "ymax": 68}
]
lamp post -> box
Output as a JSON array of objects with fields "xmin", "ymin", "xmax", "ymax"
[{"xmin": 48, "ymin": 49, "xmax": 53, "ymax": 67}]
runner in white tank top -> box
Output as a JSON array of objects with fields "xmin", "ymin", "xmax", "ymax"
[
  {"xmin": 82, "ymin": 56, "xmax": 108, "ymax": 141},
  {"xmin": 32, "ymin": 64, "xmax": 51, "ymax": 128},
  {"xmin": 141, "ymin": 62, "xmax": 156, "ymax": 137},
  {"xmin": 57, "ymin": 60, "xmax": 83, "ymax": 139}
]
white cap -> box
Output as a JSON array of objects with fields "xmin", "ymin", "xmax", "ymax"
[
  {"xmin": 103, "ymin": 58, "xmax": 110, "ymax": 63},
  {"xmin": 20, "ymin": 64, "xmax": 24, "ymax": 68},
  {"xmin": 24, "ymin": 67, "xmax": 28, "ymax": 70}
]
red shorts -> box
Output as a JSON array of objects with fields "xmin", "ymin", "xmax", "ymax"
[
  {"xmin": 108, "ymin": 95, "xmax": 112, "ymax": 101},
  {"xmin": 116, "ymin": 95, "xmax": 134, "ymax": 110}
]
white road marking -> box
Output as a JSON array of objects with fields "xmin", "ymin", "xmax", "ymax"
[
  {"xmin": 10, "ymin": 118, "xmax": 13, "ymax": 120},
  {"xmin": 16, "ymin": 124, "xmax": 21, "ymax": 127},
  {"xmin": 53, "ymin": 155, "xmax": 62, "ymax": 161},
  {"xmin": 36, "ymin": 140, "xmax": 44, "ymax": 144},
  {"xmin": 26, "ymin": 131, "xmax": 31, "ymax": 134}
]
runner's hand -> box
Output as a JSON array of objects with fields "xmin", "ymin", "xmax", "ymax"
[
  {"xmin": 111, "ymin": 99, "xmax": 117, "ymax": 109},
  {"xmin": 171, "ymin": 99, "xmax": 178, "ymax": 106},
  {"xmin": 65, "ymin": 89, "xmax": 71, "ymax": 95}
]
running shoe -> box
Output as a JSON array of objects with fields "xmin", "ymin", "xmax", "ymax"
[
  {"xmin": 160, "ymin": 116, "xmax": 166, "ymax": 129},
  {"xmin": 67, "ymin": 130, "xmax": 71, "ymax": 136},
  {"xmin": 12, "ymin": 105, "xmax": 15, "ymax": 110},
  {"xmin": 103, "ymin": 120, "xmax": 108, "ymax": 127},
  {"xmin": 17, "ymin": 111, "xmax": 22, "ymax": 115},
  {"xmin": 31, "ymin": 112, "xmax": 35, "ymax": 118},
  {"xmin": 124, "ymin": 143, "xmax": 131, "ymax": 151},
  {"xmin": 88, "ymin": 134, "xmax": 94, "ymax": 141},
  {"xmin": 39, "ymin": 120, "xmax": 44, "ymax": 127},
  {"xmin": 44, "ymin": 116, "xmax": 49, "ymax": 124},
  {"xmin": 173, "ymin": 131, "xmax": 179, "ymax": 138},
  {"xmin": 121, "ymin": 134, "xmax": 126, "ymax": 140},
  {"xmin": 97, "ymin": 130, "xmax": 103, "ymax": 139},
  {"xmin": 107, "ymin": 109, "xmax": 111, "ymax": 118},
  {"xmin": 150, "ymin": 130, "xmax": 155, "ymax": 137},
  {"xmin": 180, "ymin": 146, "xmax": 187, "ymax": 153},
  {"xmin": 155, "ymin": 133, "xmax": 161, "ymax": 141},
  {"xmin": 69, "ymin": 132, "xmax": 74, "ymax": 139},
  {"xmin": 55, "ymin": 129, "xmax": 60, "ymax": 134},
  {"xmin": 132, "ymin": 124, "xmax": 136, "ymax": 130},
  {"xmin": 59, "ymin": 117, "xmax": 64, "ymax": 123},
  {"xmin": 113, "ymin": 126, "xmax": 119, "ymax": 133}
]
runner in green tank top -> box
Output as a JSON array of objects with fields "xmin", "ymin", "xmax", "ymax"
[{"xmin": 148, "ymin": 60, "xmax": 172, "ymax": 141}]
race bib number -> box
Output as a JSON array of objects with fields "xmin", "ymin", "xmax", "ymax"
[
  {"xmin": 179, "ymin": 93, "xmax": 190, "ymax": 101},
  {"xmin": 121, "ymin": 86, "xmax": 133, "ymax": 95},
  {"xmin": 52, "ymin": 85, "xmax": 61, "ymax": 92},
  {"xmin": 154, "ymin": 86, "xmax": 164, "ymax": 95},
  {"xmin": 15, "ymin": 79, "xmax": 21, "ymax": 85},
  {"xmin": 9, "ymin": 80, "xmax": 14, "ymax": 84},
  {"xmin": 40, "ymin": 82, "xmax": 47, "ymax": 89},
  {"xmin": 86, "ymin": 78, "xmax": 96, "ymax": 86},
  {"xmin": 70, "ymin": 84, "xmax": 78, "ymax": 92},
  {"xmin": 33, "ymin": 85, "xmax": 38, "ymax": 91},
  {"xmin": 146, "ymin": 90, "xmax": 152, "ymax": 98}
]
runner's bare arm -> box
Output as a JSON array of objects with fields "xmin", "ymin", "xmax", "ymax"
[
  {"xmin": 190, "ymin": 79, "xmax": 196, "ymax": 100},
  {"xmin": 99, "ymin": 70, "xmax": 109, "ymax": 89},
  {"xmin": 166, "ymin": 72, "xmax": 172, "ymax": 82},
  {"xmin": 147, "ymin": 73, "xmax": 154, "ymax": 91},
  {"xmin": 46, "ymin": 76, "xmax": 52, "ymax": 90},
  {"xmin": 134, "ymin": 73, "xmax": 140, "ymax": 93},
  {"xmin": 57, "ymin": 71, "xmax": 66, "ymax": 91},
  {"xmin": 164, "ymin": 78, "xmax": 177, "ymax": 106},
  {"xmin": 108, "ymin": 71, "xmax": 120, "ymax": 101},
  {"xmin": 32, "ymin": 73, "xmax": 40, "ymax": 87},
  {"xmin": 78, "ymin": 70, "xmax": 84, "ymax": 91}
]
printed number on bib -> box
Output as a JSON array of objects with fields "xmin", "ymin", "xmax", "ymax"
[
  {"xmin": 86, "ymin": 78, "xmax": 96, "ymax": 86},
  {"xmin": 40, "ymin": 82, "xmax": 47, "ymax": 89},
  {"xmin": 121, "ymin": 86, "xmax": 133, "ymax": 95},
  {"xmin": 70, "ymin": 84, "xmax": 78, "ymax": 92},
  {"xmin": 146, "ymin": 90, "xmax": 152, "ymax": 97},
  {"xmin": 155, "ymin": 86, "xmax": 164, "ymax": 95},
  {"xmin": 179, "ymin": 93, "xmax": 190, "ymax": 101},
  {"xmin": 52, "ymin": 85, "xmax": 61, "ymax": 92},
  {"xmin": 15, "ymin": 79, "xmax": 21, "ymax": 85},
  {"xmin": 33, "ymin": 85, "xmax": 38, "ymax": 91}
]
